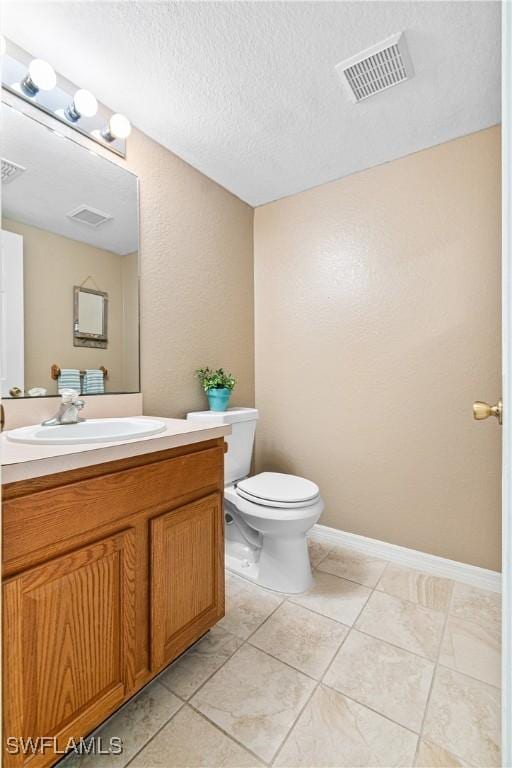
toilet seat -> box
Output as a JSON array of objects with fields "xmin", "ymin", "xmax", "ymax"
[
  {"xmin": 225, "ymin": 483, "xmax": 324, "ymax": 521},
  {"xmin": 236, "ymin": 472, "xmax": 320, "ymax": 509}
]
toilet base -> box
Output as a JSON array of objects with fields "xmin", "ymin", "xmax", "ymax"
[
  {"xmin": 225, "ymin": 552, "xmax": 261, "ymax": 585},
  {"xmin": 225, "ymin": 532, "xmax": 313, "ymax": 594}
]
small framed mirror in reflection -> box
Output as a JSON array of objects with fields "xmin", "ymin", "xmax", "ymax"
[{"xmin": 74, "ymin": 286, "xmax": 108, "ymax": 348}]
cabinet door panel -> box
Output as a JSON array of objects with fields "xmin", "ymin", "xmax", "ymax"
[
  {"xmin": 3, "ymin": 530, "xmax": 135, "ymax": 768},
  {"xmin": 151, "ymin": 493, "xmax": 224, "ymax": 669}
]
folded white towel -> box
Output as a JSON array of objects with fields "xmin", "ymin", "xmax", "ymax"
[
  {"xmin": 83, "ymin": 369, "xmax": 105, "ymax": 394},
  {"xmin": 58, "ymin": 369, "xmax": 81, "ymax": 394}
]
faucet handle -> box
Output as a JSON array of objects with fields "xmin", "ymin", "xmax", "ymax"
[
  {"xmin": 60, "ymin": 388, "xmax": 80, "ymax": 403},
  {"xmin": 76, "ymin": 399, "xmax": 85, "ymax": 410}
]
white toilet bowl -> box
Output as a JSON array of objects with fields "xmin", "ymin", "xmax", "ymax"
[
  {"xmin": 186, "ymin": 408, "xmax": 324, "ymax": 594},
  {"xmin": 225, "ymin": 473, "xmax": 323, "ymax": 593}
]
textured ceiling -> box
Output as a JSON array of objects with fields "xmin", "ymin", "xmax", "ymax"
[
  {"xmin": 1, "ymin": 1, "xmax": 501, "ymax": 206},
  {"xmin": 2, "ymin": 103, "xmax": 138, "ymax": 255}
]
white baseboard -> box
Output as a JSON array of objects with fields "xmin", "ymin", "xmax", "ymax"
[{"xmin": 310, "ymin": 524, "xmax": 502, "ymax": 594}]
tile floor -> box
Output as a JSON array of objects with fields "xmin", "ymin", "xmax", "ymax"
[{"xmin": 63, "ymin": 539, "xmax": 501, "ymax": 768}]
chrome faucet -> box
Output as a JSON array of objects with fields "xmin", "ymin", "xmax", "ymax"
[{"xmin": 42, "ymin": 389, "xmax": 85, "ymax": 426}]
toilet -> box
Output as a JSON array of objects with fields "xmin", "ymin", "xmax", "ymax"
[{"xmin": 186, "ymin": 407, "xmax": 324, "ymax": 593}]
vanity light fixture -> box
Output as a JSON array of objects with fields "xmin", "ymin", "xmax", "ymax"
[
  {"xmin": 64, "ymin": 89, "xmax": 98, "ymax": 122},
  {"xmin": 101, "ymin": 113, "xmax": 132, "ymax": 142},
  {"xmin": 3, "ymin": 39, "xmax": 130, "ymax": 157},
  {"xmin": 20, "ymin": 58, "xmax": 57, "ymax": 97}
]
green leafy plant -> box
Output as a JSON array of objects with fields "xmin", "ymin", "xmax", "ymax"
[{"xmin": 196, "ymin": 367, "xmax": 236, "ymax": 392}]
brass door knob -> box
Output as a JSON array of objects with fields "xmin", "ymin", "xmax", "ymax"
[{"xmin": 473, "ymin": 399, "xmax": 502, "ymax": 425}]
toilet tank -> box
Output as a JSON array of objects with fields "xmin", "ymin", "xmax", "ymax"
[{"xmin": 186, "ymin": 407, "xmax": 259, "ymax": 485}]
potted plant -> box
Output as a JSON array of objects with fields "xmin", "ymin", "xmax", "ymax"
[{"xmin": 196, "ymin": 367, "xmax": 236, "ymax": 411}]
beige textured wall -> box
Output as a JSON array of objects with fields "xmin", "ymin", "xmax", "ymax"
[
  {"xmin": 121, "ymin": 251, "xmax": 140, "ymax": 393},
  {"xmin": 123, "ymin": 129, "xmax": 255, "ymax": 417},
  {"xmin": 2, "ymin": 218, "xmax": 133, "ymax": 394},
  {"xmin": 254, "ymin": 127, "xmax": 501, "ymax": 570}
]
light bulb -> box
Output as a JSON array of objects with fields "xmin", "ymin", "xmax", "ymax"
[
  {"xmin": 65, "ymin": 89, "xmax": 98, "ymax": 122},
  {"xmin": 21, "ymin": 58, "xmax": 56, "ymax": 96},
  {"xmin": 29, "ymin": 59, "xmax": 56, "ymax": 89},
  {"xmin": 101, "ymin": 113, "xmax": 131, "ymax": 142}
]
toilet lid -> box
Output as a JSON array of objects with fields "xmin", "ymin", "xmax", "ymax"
[{"xmin": 236, "ymin": 472, "xmax": 320, "ymax": 506}]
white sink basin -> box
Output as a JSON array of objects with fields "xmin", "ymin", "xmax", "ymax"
[{"xmin": 6, "ymin": 418, "xmax": 167, "ymax": 445}]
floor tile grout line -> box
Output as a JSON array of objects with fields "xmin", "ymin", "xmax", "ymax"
[
  {"xmin": 308, "ymin": 542, "xmax": 333, "ymax": 570},
  {"xmin": 317, "ymin": 621, "xmax": 425, "ymax": 740},
  {"xmin": 271, "ymin": 626, "xmax": 421, "ymax": 766},
  {"xmin": 319, "ymin": 618, "xmax": 355, "ymax": 684},
  {"xmin": 245, "ymin": 627, "xmax": 346, "ymax": 684},
  {"xmin": 185, "ymin": 589, "xmax": 287, "ymax": 699},
  {"xmin": 247, "ymin": 598, "xmax": 352, "ymax": 649},
  {"xmin": 156, "ymin": 630, "xmax": 212, "ymax": 697},
  {"xmin": 233, "ymin": 586, "xmax": 438, "ymax": 737},
  {"xmin": 312, "ymin": 553, "xmax": 459, "ymax": 619},
  {"xmin": 318, "ymin": 640, "xmax": 432, "ymax": 737},
  {"xmin": 271, "ymin": 568, "xmax": 384, "ymax": 767},
  {"xmin": 59, "ymin": 677, "xmax": 187, "ymax": 768},
  {"xmin": 319, "ymin": 678, "xmax": 424, "ymax": 738},
  {"xmin": 202, "ymin": 591, "xmax": 306, "ymax": 764},
  {"xmin": 269, "ymin": 679, "xmax": 321, "ymax": 767},
  {"xmin": 315, "ymin": 564, "xmax": 386, "ymax": 591},
  {"xmin": 308, "ymin": 537, "xmax": 502, "ymax": 596},
  {"xmin": 124, "ymin": 698, "xmax": 266, "ymax": 768},
  {"xmin": 122, "ymin": 697, "xmax": 187, "ymax": 768},
  {"xmin": 187, "ymin": 702, "xmax": 271, "ymax": 766},
  {"xmin": 157, "ymin": 630, "xmax": 245, "ymax": 700},
  {"xmin": 349, "ymin": 625, "xmax": 440, "ymax": 664},
  {"xmin": 413, "ymin": 576, "xmax": 455, "ymax": 765},
  {"xmin": 373, "ymin": 584, "xmax": 455, "ymax": 613},
  {"xmin": 435, "ymin": 660, "xmax": 502, "ymax": 691},
  {"xmin": 443, "ymin": 608, "xmax": 503, "ymax": 637},
  {"xmin": 315, "ymin": 540, "xmax": 481, "ymax": 613},
  {"xmin": 287, "ymin": 576, "xmax": 374, "ymax": 628},
  {"xmin": 366, "ymin": 583, "xmax": 454, "ymax": 615},
  {"xmin": 375, "ymin": 557, "xmax": 392, "ymax": 579}
]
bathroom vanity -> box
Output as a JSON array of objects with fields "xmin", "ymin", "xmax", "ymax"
[{"xmin": 2, "ymin": 417, "xmax": 229, "ymax": 768}]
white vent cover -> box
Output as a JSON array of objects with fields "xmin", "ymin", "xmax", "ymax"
[
  {"xmin": 1, "ymin": 158, "xmax": 26, "ymax": 184},
  {"xmin": 66, "ymin": 205, "xmax": 112, "ymax": 227},
  {"xmin": 336, "ymin": 32, "xmax": 413, "ymax": 103}
]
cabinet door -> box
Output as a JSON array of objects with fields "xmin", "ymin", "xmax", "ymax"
[
  {"xmin": 151, "ymin": 493, "xmax": 224, "ymax": 670},
  {"xmin": 3, "ymin": 530, "xmax": 136, "ymax": 768}
]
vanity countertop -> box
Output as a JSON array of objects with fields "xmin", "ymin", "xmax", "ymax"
[{"xmin": 1, "ymin": 416, "xmax": 231, "ymax": 484}]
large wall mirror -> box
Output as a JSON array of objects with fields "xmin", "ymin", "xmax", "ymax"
[{"xmin": 1, "ymin": 101, "xmax": 139, "ymax": 397}]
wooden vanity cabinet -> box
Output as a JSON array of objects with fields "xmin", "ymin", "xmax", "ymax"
[
  {"xmin": 151, "ymin": 493, "xmax": 224, "ymax": 669},
  {"xmin": 2, "ymin": 438, "xmax": 226, "ymax": 768}
]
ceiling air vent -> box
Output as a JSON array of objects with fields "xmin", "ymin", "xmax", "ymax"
[
  {"xmin": 1, "ymin": 158, "xmax": 26, "ymax": 184},
  {"xmin": 66, "ymin": 205, "xmax": 112, "ymax": 227},
  {"xmin": 335, "ymin": 32, "xmax": 413, "ymax": 103}
]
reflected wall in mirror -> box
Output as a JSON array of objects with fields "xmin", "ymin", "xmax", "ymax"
[{"xmin": 0, "ymin": 102, "xmax": 140, "ymax": 397}]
